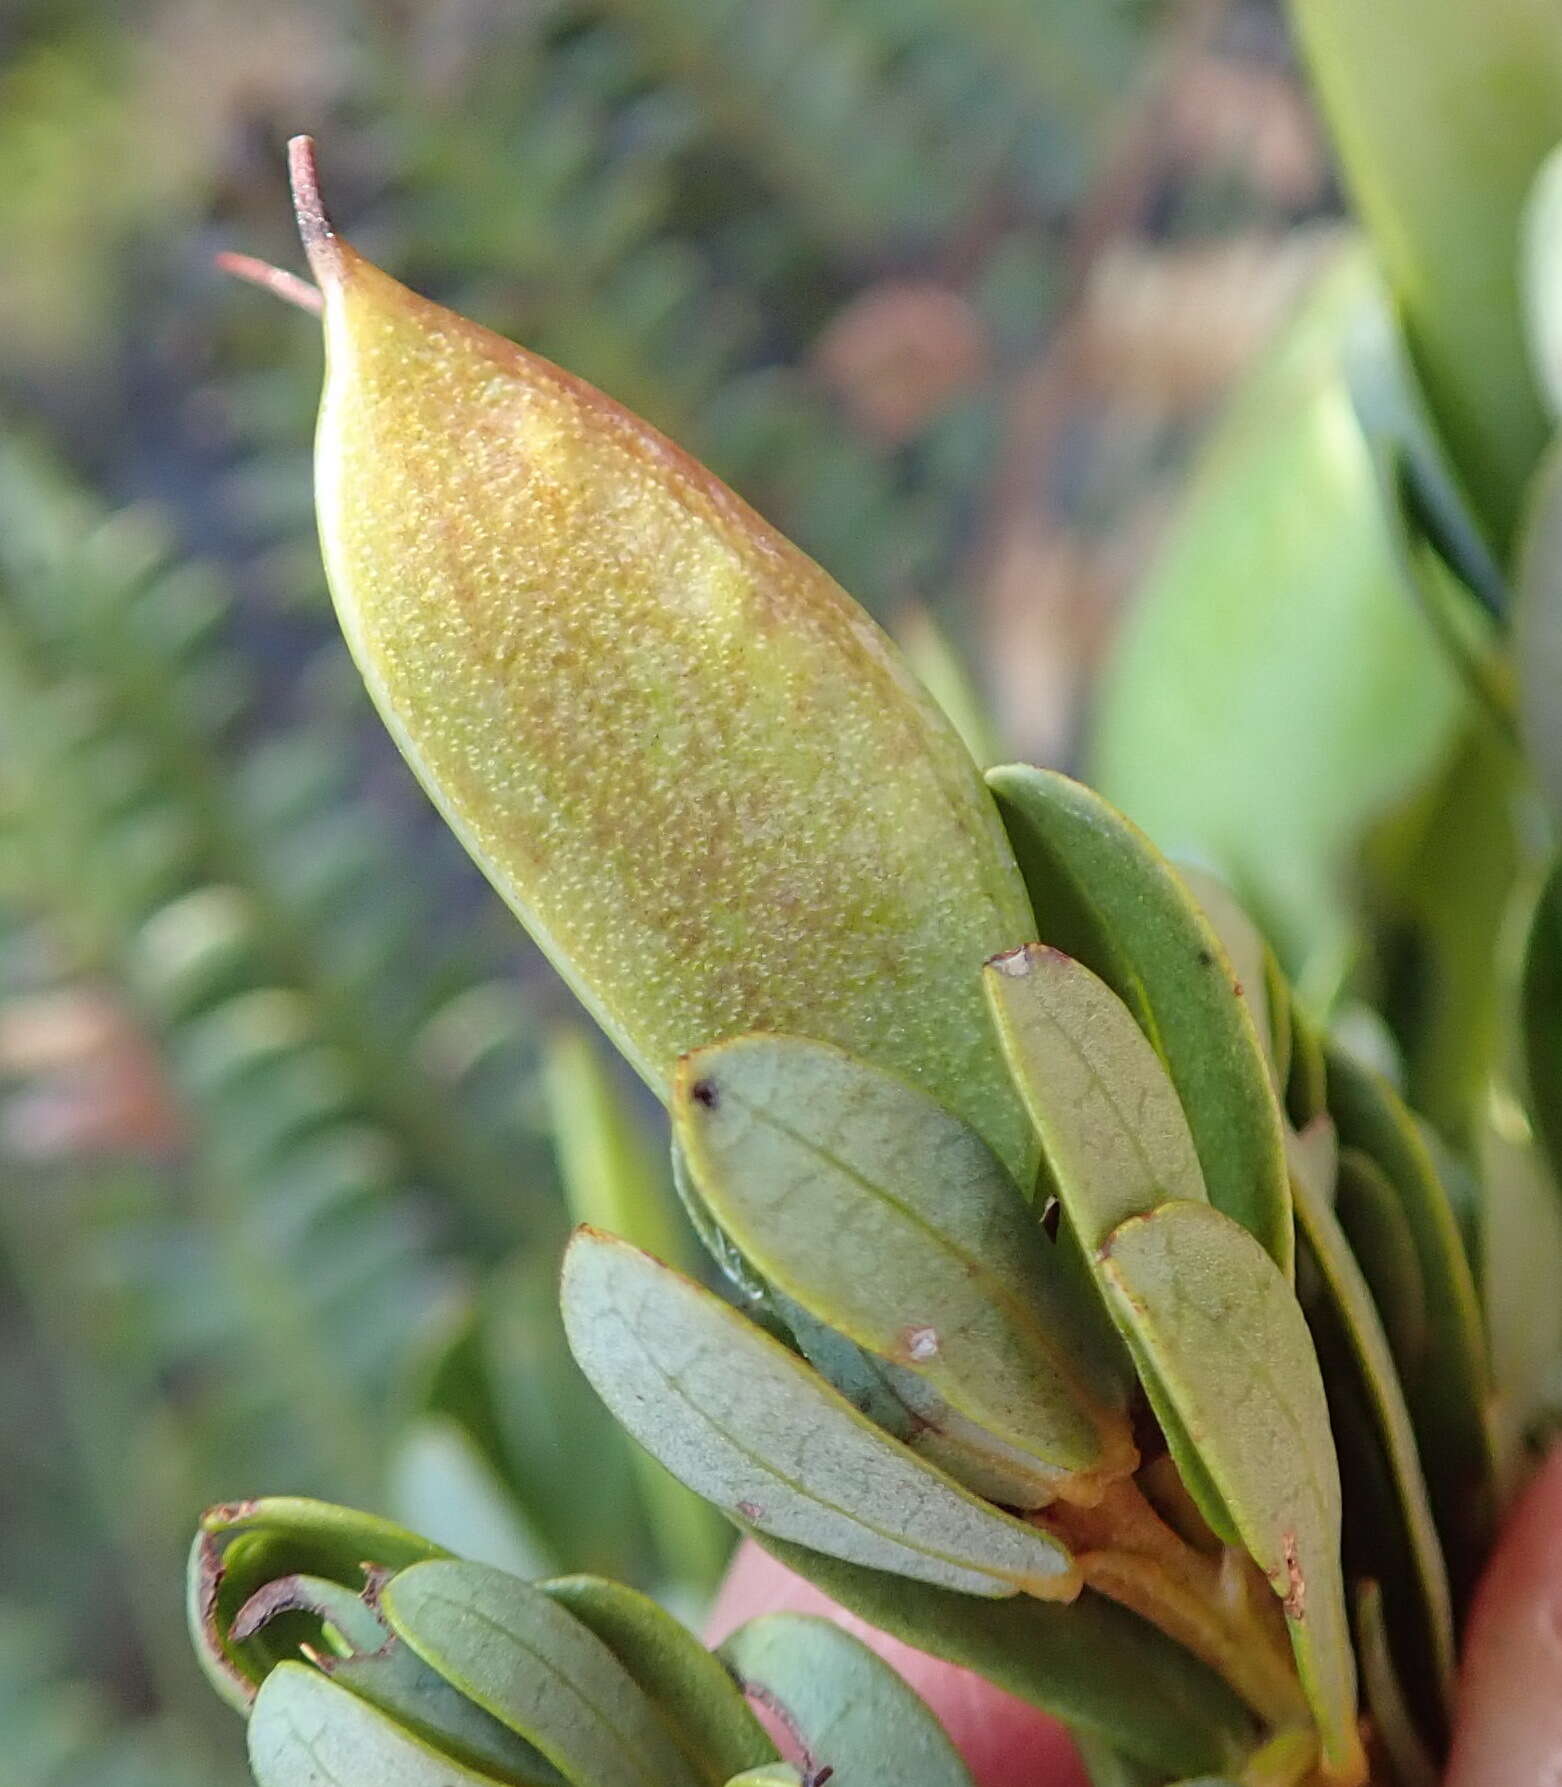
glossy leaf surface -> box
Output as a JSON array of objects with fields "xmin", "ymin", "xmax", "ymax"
[
  {"xmin": 1090, "ymin": 251, "xmax": 1461, "ymax": 988},
  {"xmin": 560, "ymin": 1230, "xmax": 1078, "ymax": 1598},
  {"xmin": 1291, "ymin": 0, "xmax": 1562, "ymax": 544}
]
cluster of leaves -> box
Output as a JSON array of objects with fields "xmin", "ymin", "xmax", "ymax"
[
  {"xmin": 178, "ymin": 1, "xmax": 1562, "ymax": 1780},
  {"xmin": 0, "ymin": 0, "xmax": 1252, "ymax": 1777}
]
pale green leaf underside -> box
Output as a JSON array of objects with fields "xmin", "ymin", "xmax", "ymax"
[
  {"xmin": 677, "ymin": 1032, "xmax": 1119, "ymax": 1476},
  {"xmin": 983, "ymin": 944, "xmax": 1208, "ymax": 1252},
  {"xmin": 560, "ymin": 1231, "xmax": 1077, "ymax": 1599},
  {"xmin": 1096, "ymin": 1201, "xmax": 1361, "ymax": 1781},
  {"xmin": 721, "ymin": 1613, "xmax": 974, "ymax": 1787},
  {"xmin": 540, "ymin": 1574, "xmax": 776, "ymax": 1784},
  {"xmin": 247, "ymin": 1662, "xmax": 512, "ymax": 1787},
  {"xmin": 384, "ymin": 1560, "xmax": 700, "ymax": 1787},
  {"xmin": 753, "ymin": 1535, "xmax": 1254, "ymax": 1779},
  {"xmin": 986, "ymin": 765, "xmax": 1291, "ymax": 1272}
]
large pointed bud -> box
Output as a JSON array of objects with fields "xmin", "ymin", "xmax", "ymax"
[{"xmin": 286, "ymin": 137, "xmax": 1038, "ymax": 1182}]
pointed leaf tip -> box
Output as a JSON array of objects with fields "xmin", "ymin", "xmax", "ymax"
[{"xmin": 287, "ymin": 134, "xmax": 345, "ymax": 285}]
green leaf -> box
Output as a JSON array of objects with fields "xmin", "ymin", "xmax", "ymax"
[
  {"xmin": 305, "ymin": 1629, "xmax": 564, "ymax": 1786},
  {"xmin": 559, "ymin": 1230, "xmax": 1078, "ymax": 1599},
  {"xmin": 753, "ymin": 1536, "xmax": 1255, "ymax": 1780},
  {"xmin": 1288, "ymin": 1128, "xmax": 1454, "ymax": 1703},
  {"xmin": 1353, "ymin": 1583, "xmax": 1437, "ymax": 1787},
  {"xmin": 247, "ymin": 1661, "xmax": 511, "ymax": 1787},
  {"xmin": 1479, "ymin": 1112, "xmax": 1562, "ymax": 1482},
  {"xmin": 1524, "ymin": 144, "xmax": 1562, "ymax": 421},
  {"xmin": 1520, "ymin": 854, "xmax": 1562, "ymax": 1185},
  {"xmin": 1176, "ymin": 867, "xmax": 1282, "ymax": 1095},
  {"xmin": 722, "ymin": 1770, "xmax": 802, "ymax": 1786},
  {"xmin": 1292, "ymin": 0, "xmax": 1561, "ymax": 546},
  {"xmin": 1089, "ymin": 249, "xmax": 1462, "ymax": 993},
  {"xmin": 190, "ymin": 1498, "xmax": 447, "ymax": 1710},
  {"xmin": 547, "ymin": 1026, "xmax": 731, "ymax": 1594},
  {"xmin": 383, "ymin": 1560, "xmax": 702, "ymax": 1787},
  {"xmin": 982, "ymin": 944, "xmax": 1208, "ymax": 1252},
  {"xmin": 1521, "ymin": 447, "xmax": 1562, "ymax": 831},
  {"xmin": 986, "ymin": 765, "xmax": 1291, "ymax": 1272},
  {"xmin": 1345, "ymin": 279, "xmax": 1507, "ymax": 617},
  {"xmin": 980, "ymin": 944, "xmax": 1232, "ymax": 1538},
  {"xmin": 547, "ymin": 1024, "xmax": 699, "ymax": 1273},
  {"xmin": 1096, "ymin": 1201, "xmax": 1363, "ymax": 1782},
  {"xmin": 1324, "ymin": 1048, "xmax": 1496, "ymax": 1596},
  {"xmin": 773, "ymin": 1291, "xmax": 1084, "ymax": 1510},
  {"xmin": 720, "ymin": 1614, "xmax": 974, "ymax": 1787},
  {"xmin": 674, "ymin": 1033, "xmax": 1131, "ymax": 1491},
  {"xmin": 1070, "ymin": 1732, "xmax": 1161, "ymax": 1787},
  {"xmin": 1333, "ymin": 1149, "xmax": 1429, "ymax": 1387},
  {"xmin": 540, "ymin": 1574, "xmax": 775, "ymax": 1785},
  {"xmin": 388, "ymin": 1415, "xmax": 557, "ymax": 1580},
  {"xmin": 1360, "ymin": 720, "xmax": 1520, "ymax": 1144}
]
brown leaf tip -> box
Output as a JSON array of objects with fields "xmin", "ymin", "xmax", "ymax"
[{"xmin": 287, "ymin": 135, "xmax": 345, "ymax": 286}]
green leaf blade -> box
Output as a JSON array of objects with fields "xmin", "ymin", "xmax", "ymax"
[
  {"xmin": 540, "ymin": 1574, "xmax": 776, "ymax": 1785},
  {"xmin": 247, "ymin": 1662, "xmax": 513, "ymax": 1787},
  {"xmin": 720, "ymin": 1613, "xmax": 974, "ymax": 1787},
  {"xmin": 1097, "ymin": 1201, "xmax": 1363, "ymax": 1783},
  {"xmin": 383, "ymin": 1560, "xmax": 701, "ymax": 1787},
  {"xmin": 674, "ymin": 1033, "xmax": 1133, "ymax": 1492},
  {"xmin": 559, "ymin": 1230, "xmax": 1079, "ymax": 1600},
  {"xmin": 985, "ymin": 765, "xmax": 1291, "ymax": 1273}
]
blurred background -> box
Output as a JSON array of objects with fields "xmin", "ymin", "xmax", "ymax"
[{"xmin": 0, "ymin": 0, "xmax": 1405, "ymax": 1779}]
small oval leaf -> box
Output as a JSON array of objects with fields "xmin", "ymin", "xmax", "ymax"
[
  {"xmin": 247, "ymin": 1661, "xmax": 510, "ymax": 1787},
  {"xmin": 985, "ymin": 765, "xmax": 1291, "ymax": 1272},
  {"xmin": 1096, "ymin": 1201, "xmax": 1364, "ymax": 1784},
  {"xmin": 383, "ymin": 1560, "xmax": 701, "ymax": 1787},
  {"xmin": 675, "ymin": 1033, "xmax": 1132, "ymax": 1489},
  {"xmin": 753, "ymin": 1535, "xmax": 1255, "ymax": 1780},
  {"xmin": 560, "ymin": 1230, "xmax": 1078, "ymax": 1599},
  {"xmin": 983, "ymin": 944, "xmax": 1208, "ymax": 1252},
  {"xmin": 540, "ymin": 1574, "xmax": 776, "ymax": 1784},
  {"xmin": 721, "ymin": 1614, "xmax": 974, "ymax": 1787}
]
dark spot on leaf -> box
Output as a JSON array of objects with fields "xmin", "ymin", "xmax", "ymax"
[
  {"xmin": 1232, "ymin": 980, "xmax": 1244, "ymax": 999},
  {"xmin": 691, "ymin": 1078, "xmax": 719, "ymax": 1109},
  {"xmin": 1280, "ymin": 1532, "xmax": 1306, "ymax": 1620},
  {"xmin": 736, "ymin": 1499, "xmax": 765, "ymax": 1521},
  {"xmin": 1197, "ymin": 948, "xmax": 1215, "ymax": 968}
]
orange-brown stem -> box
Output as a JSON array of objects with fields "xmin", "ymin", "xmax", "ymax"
[{"xmin": 1041, "ymin": 1476, "xmax": 1307, "ymax": 1732}]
